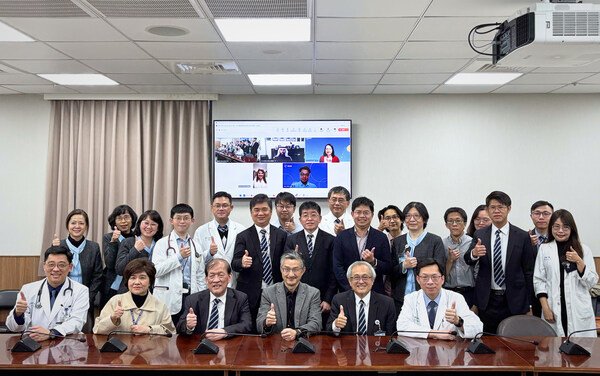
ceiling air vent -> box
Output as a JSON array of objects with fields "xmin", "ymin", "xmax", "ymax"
[
  {"xmin": 553, "ymin": 11, "xmax": 600, "ymax": 36},
  {"xmin": 204, "ymin": 0, "xmax": 309, "ymax": 18},
  {"xmin": 0, "ymin": 0, "xmax": 90, "ymax": 17},
  {"xmin": 175, "ymin": 62, "xmax": 240, "ymax": 74}
]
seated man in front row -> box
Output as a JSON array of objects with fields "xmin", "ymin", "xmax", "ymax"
[
  {"xmin": 257, "ymin": 252, "xmax": 322, "ymax": 340},
  {"xmin": 328, "ymin": 261, "xmax": 396, "ymax": 335},
  {"xmin": 396, "ymin": 258, "xmax": 482, "ymax": 340},
  {"xmin": 177, "ymin": 259, "xmax": 252, "ymax": 339},
  {"xmin": 7, "ymin": 246, "xmax": 89, "ymax": 341}
]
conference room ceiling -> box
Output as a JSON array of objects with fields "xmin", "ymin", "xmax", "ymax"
[{"xmin": 2, "ymin": 0, "xmax": 600, "ymax": 95}]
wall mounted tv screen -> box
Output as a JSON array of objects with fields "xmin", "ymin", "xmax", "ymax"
[{"xmin": 213, "ymin": 120, "xmax": 352, "ymax": 199}]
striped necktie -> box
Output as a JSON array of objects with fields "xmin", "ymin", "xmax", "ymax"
[
  {"xmin": 307, "ymin": 234, "xmax": 314, "ymax": 258},
  {"xmin": 493, "ymin": 229, "xmax": 505, "ymax": 286},
  {"xmin": 358, "ymin": 300, "xmax": 367, "ymax": 335},
  {"xmin": 260, "ymin": 229, "xmax": 273, "ymax": 285},
  {"xmin": 207, "ymin": 298, "xmax": 220, "ymax": 330}
]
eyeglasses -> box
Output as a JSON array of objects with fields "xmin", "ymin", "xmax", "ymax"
[
  {"xmin": 173, "ymin": 215, "xmax": 192, "ymax": 222},
  {"xmin": 405, "ymin": 214, "xmax": 422, "ymax": 221},
  {"xmin": 418, "ymin": 274, "xmax": 442, "ymax": 282},
  {"xmin": 329, "ymin": 197, "xmax": 347, "ymax": 204},
  {"xmin": 531, "ymin": 211, "xmax": 552, "ymax": 218},
  {"xmin": 552, "ymin": 224, "xmax": 571, "ymax": 231},
  {"xmin": 116, "ymin": 215, "xmax": 132, "ymax": 222},
  {"xmin": 45, "ymin": 262, "xmax": 69, "ymax": 270},
  {"xmin": 212, "ymin": 204, "xmax": 231, "ymax": 209},
  {"xmin": 276, "ymin": 204, "xmax": 294, "ymax": 211},
  {"xmin": 488, "ymin": 205, "xmax": 508, "ymax": 212},
  {"xmin": 350, "ymin": 275, "xmax": 372, "ymax": 282},
  {"xmin": 301, "ymin": 213, "xmax": 320, "ymax": 220},
  {"xmin": 141, "ymin": 220, "xmax": 158, "ymax": 228},
  {"xmin": 384, "ymin": 215, "xmax": 400, "ymax": 221},
  {"xmin": 474, "ymin": 217, "xmax": 491, "ymax": 224},
  {"xmin": 300, "ymin": 172, "xmax": 310, "ymax": 176},
  {"xmin": 282, "ymin": 267, "xmax": 303, "ymax": 274},
  {"xmin": 446, "ymin": 220, "xmax": 464, "ymax": 225},
  {"xmin": 353, "ymin": 210, "xmax": 372, "ymax": 217}
]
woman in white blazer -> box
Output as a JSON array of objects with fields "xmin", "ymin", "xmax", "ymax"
[{"xmin": 534, "ymin": 209, "xmax": 598, "ymax": 337}]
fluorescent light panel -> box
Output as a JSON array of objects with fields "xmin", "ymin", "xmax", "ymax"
[
  {"xmin": 38, "ymin": 74, "xmax": 119, "ymax": 86},
  {"xmin": 248, "ymin": 74, "xmax": 311, "ymax": 86},
  {"xmin": 0, "ymin": 21, "xmax": 34, "ymax": 41},
  {"xmin": 445, "ymin": 73, "xmax": 522, "ymax": 85},
  {"xmin": 215, "ymin": 18, "xmax": 310, "ymax": 42}
]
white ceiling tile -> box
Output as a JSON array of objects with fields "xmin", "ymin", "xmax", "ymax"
[
  {"xmin": 236, "ymin": 60, "xmax": 312, "ymax": 74},
  {"xmin": 400, "ymin": 41, "xmax": 479, "ymax": 59},
  {"xmin": 411, "ymin": 17, "xmax": 498, "ymax": 41},
  {"xmin": 81, "ymin": 59, "xmax": 169, "ymax": 74},
  {"xmin": 381, "ymin": 73, "xmax": 452, "ymax": 85},
  {"xmin": 2, "ymin": 84, "xmax": 77, "ymax": 94},
  {"xmin": 108, "ymin": 18, "xmax": 221, "ymax": 42},
  {"xmin": 129, "ymin": 85, "xmax": 196, "ymax": 94},
  {"xmin": 388, "ymin": 59, "xmax": 470, "ymax": 73},
  {"xmin": 552, "ymin": 84, "xmax": 600, "ymax": 93},
  {"xmin": 0, "ymin": 42, "xmax": 68, "ymax": 59},
  {"xmin": 105, "ymin": 73, "xmax": 182, "ymax": 85},
  {"xmin": 432, "ymin": 84, "xmax": 497, "ymax": 94},
  {"xmin": 317, "ymin": 0, "xmax": 431, "ymax": 17},
  {"xmin": 192, "ymin": 85, "xmax": 255, "ymax": 94},
  {"xmin": 228, "ymin": 42, "xmax": 312, "ymax": 60},
  {"xmin": 316, "ymin": 18, "xmax": 417, "ymax": 42},
  {"xmin": 374, "ymin": 84, "xmax": 437, "ymax": 94},
  {"xmin": 532, "ymin": 60, "xmax": 600, "ymax": 73},
  {"xmin": 48, "ymin": 42, "xmax": 151, "ymax": 59},
  {"xmin": 176, "ymin": 74, "xmax": 248, "ymax": 85},
  {"xmin": 2, "ymin": 18, "xmax": 126, "ymax": 42},
  {"xmin": 511, "ymin": 73, "xmax": 592, "ymax": 85},
  {"xmin": 315, "ymin": 74, "xmax": 381, "ymax": 85},
  {"xmin": 315, "ymin": 85, "xmax": 375, "ymax": 94},
  {"xmin": 137, "ymin": 42, "xmax": 231, "ymax": 60},
  {"xmin": 492, "ymin": 84, "xmax": 564, "ymax": 94},
  {"xmin": 426, "ymin": 0, "xmax": 532, "ymax": 17},
  {"xmin": 67, "ymin": 85, "xmax": 138, "ymax": 94},
  {"xmin": 315, "ymin": 60, "xmax": 390, "ymax": 74},
  {"xmin": 316, "ymin": 42, "xmax": 400, "ymax": 60},
  {"xmin": 253, "ymin": 86, "xmax": 313, "ymax": 94},
  {"xmin": 0, "ymin": 73, "xmax": 52, "ymax": 84},
  {"xmin": 4, "ymin": 59, "xmax": 94, "ymax": 74}
]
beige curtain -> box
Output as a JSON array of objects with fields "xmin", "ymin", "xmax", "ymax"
[{"xmin": 40, "ymin": 100, "xmax": 212, "ymax": 271}]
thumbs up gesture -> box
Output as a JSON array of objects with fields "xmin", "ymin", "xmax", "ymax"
[
  {"xmin": 448, "ymin": 247, "xmax": 460, "ymax": 261},
  {"xmin": 111, "ymin": 226, "xmax": 121, "ymax": 242},
  {"xmin": 529, "ymin": 230, "xmax": 539, "ymax": 247},
  {"xmin": 186, "ymin": 307, "xmax": 197, "ymax": 331},
  {"xmin": 334, "ymin": 219, "xmax": 345, "ymax": 235},
  {"xmin": 445, "ymin": 301, "xmax": 460, "ymax": 326},
  {"xmin": 52, "ymin": 233, "xmax": 60, "ymax": 247},
  {"xmin": 334, "ymin": 305, "xmax": 347, "ymax": 329},
  {"xmin": 134, "ymin": 236, "xmax": 145, "ymax": 252},
  {"xmin": 403, "ymin": 250, "xmax": 417, "ymax": 269},
  {"xmin": 209, "ymin": 236, "xmax": 218, "ymax": 256},
  {"xmin": 265, "ymin": 303, "xmax": 277, "ymax": 327},
  {"xmin": 15, "ymin": 291, "xmax": 28, "ymax": 316},
  {"xmin": 283, "ymin": 218, "xmax": 296, "ymax": 233},
  {"xmin": 242, "ymin": 250, "xmax": 253, "ymax": 268},
  {"xmin": 361, "ymin": 247, "xmax": 375, "ymax": 263},
  {"xmin": 294, "ymin": 244, "xmax": 299, "ymax": 253},
  {"xmin": 472, "ymin": 238, "xmax": 486, "ymax": 257},
  {"xmin": 111, "ymin": 300, "xmax": 124, "ymax": 324}
]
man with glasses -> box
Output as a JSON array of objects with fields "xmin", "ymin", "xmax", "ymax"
[
  {"xmin": 328, "ymin": 261, "xmax": 396, "ymax": 335},
  {"xmin": 333, "ymin": 197, "xmax": 391, "ymax": 295},
  {"xmin": 257, "ymin": 253, "xmax": 322, "ymax": 339},
  {"xmin": 320, "ymin": 186, "xmax": 354, "ymax": 236},
  {"xmin": 177, "ymin": 259, "xmax": 252, "ymax": 339},
  {"xmin": 529, "ymin": 200, "xmax": 554, "ymax": 249},
  {"xmin": 271, "ymin": 191, "xmax": 303, "ymax": 234},
  {"xmin": 8, "ymin": 246, "xmax": 89, "ymax": 341},
  {"xmin": 290, "ymin": 166, "xmax": 317, "ymax": 188},
  {"xmin": 397, "ymin": 258, "xmax": 482, "ymax": 339},
  {"xmin": 465, "ymin": 191, "xmax": 535, "ymax": 333},
  {"xmin": 194, "ymin": 191, "xmax": 244, "ymax": 287}
]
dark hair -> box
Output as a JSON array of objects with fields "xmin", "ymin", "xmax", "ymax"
[
  {"xmin": 299, "ymin": 166, "xmax": 311, "ymax": 174},
  {"xmin": 254, "ymin": 169, "xmax": 267, "ymax": 183},
  {"xmin": 123, "ymin": 258, "xmax": 156, "ymax": 287},
  {"xmin": 322, "ymin": 143, "xmax": 336, "ymax": 157},
  {"xmin": 466, "ymin": 204, "xmax": 487, "ymax": 237},
  {"xmin": 205, "ymin": 258, "xmax": 232, "ymax": 276},
  {"xmin": 486, "ymin": 191, "xmax": 511, "ymax": 207},
  {"xmin": 107, "ymin": 205, "xmax": 138, "ymax": 231},
  {"xmin": 416, "ymin": 257, "xmax": 445, "ymax": 277},
  {"xmin": 212, "ymin": 191, "xmax": 233, "ymax": 205},
  {"xmin": 352, "ymin": 196, "xmax": 374, "ymax": 213},
  {"xmin": 547, "ymin": 209, "xmax": 583, "ymax": 258},
  {"xmin": 531, "ymin": 200, "xmax": 554, "ymax": 212},
  {"xmin": 275, "ymin": 191, "xmax": 296, "ymax": 207},
  {"xmin": 380, "ymin": 205, "xmax": 405, "ymax": 231},
  {"xmin": 44, "ymin": 245, "xmax": 73, "ymax": 264},
  {"xmin": 444, "ymin": 207, "xmax": 467, "ymax": 223},
  {"xmin": 299, "ymin": 201, "xmax": 321, "ymax": 216},
  {"xmin": 170, "ymin": 203, "xmax": 194, "ymax": 218},
  {"xmin": 403, "ymin": 202, "xmax": 429, "ymax": 229},
  {"xmin": 65, "ymin": 209, "xmax": 89, "ymax": 229},
  {"xmin": 250, "ymin": 193, "xmax": 272, "ymax": 210},
  {"xmin": 134, "ymin": 210, "xmax": 164, "ymax": 242},
  {"xmin": 328, "ymin": 186, "xmax": 350, "ymax": 201}
]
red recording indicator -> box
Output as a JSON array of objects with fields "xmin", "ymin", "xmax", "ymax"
[{"xmin": 337, "ymin": 127, "xmax": 349, "ymax": 131}]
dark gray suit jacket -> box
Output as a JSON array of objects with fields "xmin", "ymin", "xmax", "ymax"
[{"xmin": 327, "ymin": 290, "xmax": 396, "ymax": 335}]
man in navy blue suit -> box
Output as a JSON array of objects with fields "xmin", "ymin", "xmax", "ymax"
[{"xmin": 333, "ymin": 196, "xmax": 391, "ymax": 295}]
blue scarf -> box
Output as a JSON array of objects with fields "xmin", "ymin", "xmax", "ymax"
[
  {"xmin": 404, "ymin": 231, "xmax": 428, "ymax": 295},
  {"xmin": 66, "ymin": 238, "xmax": 86, "ymax": 284}
]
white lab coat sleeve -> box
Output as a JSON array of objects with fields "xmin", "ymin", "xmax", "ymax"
[
  {"xmin": 454, "ymin": 294, "xmax": 483, "ymax": 339},
  {"xmin": 152, "ymin": 237, "xmax": 181, "ymax": 277},
  {"xmin": 578, "ymin": 245, "xmax": 598, "ymax": 290},
  {"xmin": 533, "ymin": 246, "xmax": 549, "ymax": 297}
]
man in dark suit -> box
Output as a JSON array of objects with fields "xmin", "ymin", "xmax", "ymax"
[
  {"xmin": 464, "ymin": 191, "xmax": 536, "ymax": 333},
  {"xmin": 177, "ymin": 259, "xmax": 252, "ymax": 339},
  {"xmin": 328, "ymin": 261, "xmax": 396, "ymax": 335},
  {"xmin": 285, "ymin": 201, "xmax": 337, "ymax": 327},
  {"xmin": 232, "ymin": 194, "xmax": 288, "ymax": 327},
  {"xmin": 333, "ymin": 196, "xmax": 391, "ymax": 295}
]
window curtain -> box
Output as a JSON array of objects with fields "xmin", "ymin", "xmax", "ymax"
[{"xmin": 40, "ymin": 100, "xmax": 212, "ymax": 271}]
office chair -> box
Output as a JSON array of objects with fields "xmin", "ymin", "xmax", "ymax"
[
  {"xmin": 0, "ymin": 290, "xmax": 18, "ymax": 332},
  {"xmin": 497, "ymin": 314, "xmax": 557, "ymax": 337}
]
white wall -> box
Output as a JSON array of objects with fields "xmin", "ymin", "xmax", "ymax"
[{"xmin": 1, "ymin": 94, "xmax": 599, "ymax": 255}]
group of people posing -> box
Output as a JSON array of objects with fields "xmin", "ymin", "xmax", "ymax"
[{"xmin": 7, "ymin": 187, "xmax": 597, "ymax": 344}]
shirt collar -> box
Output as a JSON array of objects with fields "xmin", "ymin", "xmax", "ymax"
[
  {"xmin": 254, "ymin": 224, "xmax": 270, "ymax": 235},
  {"xmin": 305, "ymin": 228, "xmax": 319, "ymax": 238},
  {"xmin": 423, "ymin": 290, "xmax": 442, "ymax": 306},
  {"xmin": 354, "ymin": 291, "xmax": 371, "ymax": 305},
  {"xmin": 492, "ymin": 222, "xmax": 510, "ymax": 235}
]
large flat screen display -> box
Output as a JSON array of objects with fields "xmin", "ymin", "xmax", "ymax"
[{"xmin": 213, "ymin": 120, "xmax": 352, "ymax": 199}]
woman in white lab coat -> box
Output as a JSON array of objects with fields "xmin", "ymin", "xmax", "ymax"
[{"xmin": 534, "ymin": 209, "xmax": 598, "ymax": 337}]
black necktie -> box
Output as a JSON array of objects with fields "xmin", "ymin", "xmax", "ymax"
[
  {"xmin": 427, "ymin": 300, "xmax": 437, "ymax": 329},
  {"xmin": 50, "ymin": 289, "xmax": 57, "ymax": 310},
  {"xmin": 307, "ymin": 234, "xmax": 314, "ymax": 258}
]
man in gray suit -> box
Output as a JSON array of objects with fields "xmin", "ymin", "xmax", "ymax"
[{"xmin": 256, "ymin": 252, "xmax": 322, "ymax": 340}]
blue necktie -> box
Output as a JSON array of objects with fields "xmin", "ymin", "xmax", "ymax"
[
  {"xmin": 493, "ymin": 229, "xmax": 506, "ymax": 286},
  {"xmin": 427, "ymin": 300, "xmax": 437, "ymax": 329},
  {"xmin": 260, "ymin": 229, "xmax": 273, "ymax": 285},
  {"xmin": 50, "ymin": 289, "xmax": 57, "ymax": 310},
  {"xmin": 207, "ymin": 298, "xmax": 220, "ymax": 330},
  {"xmin": 358, "ymin": 300, "xmax": 367, "ymax": 335}
]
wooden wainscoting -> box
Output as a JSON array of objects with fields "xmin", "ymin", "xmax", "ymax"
[{"xmin": 0, "ymin": 256, "xmax": 41, "ymax": 324}]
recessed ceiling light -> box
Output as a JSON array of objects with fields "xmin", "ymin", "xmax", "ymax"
[
  {"xmin": 445, "ymin": 72, "xmax": 522, "ymax": 85},
  {"xmin": 38, "ymin": 74, "xmax": 119, "ymax": 86},
  {"xmin": 0, "ymin": 21, "xmax": 34, "ymax": 42},
  {"xmin": 215, "ymin": 18, "xmax": 310, "ymax": 42},
  {"xmin": 248, "ymin": 74, "xmax": 311, "ymax": 86},
  {"xmin": 146, "ymin": 25, "xmax": 189, "ymax": 37}
]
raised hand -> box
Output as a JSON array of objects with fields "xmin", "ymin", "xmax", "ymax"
[
  {"xmin": 529, "ymin": 230, "xmax": 539, "ymax": 247},
  {"xmin": 52, "ymin": 233, "xmax": 60, "ymax": 247},
  {"xmin": 334, "ymin": 219, "xmax": 345, "ymax": 235},
  {"xmin": 15, "ymin": 291, "xmax": 28, "ymax": 316},
  {"xmin": 403, "ymin": 250, "xmax": 417, "ymax": 269},
  {"xmin": 186, "ymin": 307, "xmax": 197, "ymax": 330},
  {"xmin": 111, "ymin": 300, "xmax": 124, "ymax": 324},
  {"xmin": 111, "ymin": 226, "xmax": 121, "ymax": 242},
  {"xmin": 209, "ymin": 236, "xmax": 218, "ymax": 256},
  {"xmin": 444, "ymin": 301, "xmax": 459, "ymax": 325},
  {"xmin": 242, "ymin": 250, "xmax": 253, "ymax": 268},
  {"xmin": 283, "ymin": 218, "xmax": 296, "ymax": 233},
  {"xmin": 472, "ymin": 238, "xmax": 486, "ymax": 257},
  {"xmin": 180, "ymin": 244, "xmax": 191, "ymax": 258},
  {"xmin": 265, "ymin": 303, "xmax": 277, "ymax": 327},
  {"xmin": 361, "ymin": 247, "xmax": 375, "ymax": 263},
  {"xmin": 134, "ymin": 236, "xmax": 145, "ymax": 252},
  {"xmin": 334, "ymin": 305, "xmax": 347, "ymax": 329},
  {"xmin": 448, "ymin": 247, "xmax": 460, "ymax": 261}
]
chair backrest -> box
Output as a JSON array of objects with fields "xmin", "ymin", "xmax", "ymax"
[
  {"xmin": 497, "ymin": 314, "xmax": 557, "ymax": 337},
  {"xmin": 0, "ymin": 290, "xmax": 19, "ymax": 308}
]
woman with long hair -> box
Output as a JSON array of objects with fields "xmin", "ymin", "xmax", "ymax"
[{"xmin": 319, "ymin": 143, "xmax": 340, "ymax": 163}]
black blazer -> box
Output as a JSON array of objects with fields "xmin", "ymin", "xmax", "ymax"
[
  {"xmin": 60, "ymin": 238, "xmax": 103, "ymax": 305},
  {"xmin": 231, "ymin": 225, "xmax": 287, "ymax": 311},
  {"xmin": 464, "ymin": 223, "xmax": 535, "ymax": 314},
  {"xmin": 102, "ymin": 232, "xmax": 135, "ymax": 296},
  {"xmin": 390, "ymin": 232, "xmax": 446, "ymax": 306},
  {"xmin": 332, "ymin": 227, "xmax": 391, "ymax": 294},
  {"xmin": 113, "ymin": 237, "xmax": 152, "ymax": 293},
  {"xmin": 285, "ymin": 229, "xmax": 337, "ymax": 303},
  {"xmin": 327, "ymin": 290, "xmax": 396, "ymax": 335},
  {"xmin": 176, "ymin": 288, "xmax": 252, "ymax": 336}
]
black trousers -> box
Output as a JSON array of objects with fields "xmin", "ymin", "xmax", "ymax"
[{"xmin": 479, "ymin": 292, "xmax": 512, "ymax": 334}]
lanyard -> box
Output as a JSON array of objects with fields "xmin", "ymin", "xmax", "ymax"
[{"xmin": 130, "ymin": 309, "xmax": 143, "ymax": 325}]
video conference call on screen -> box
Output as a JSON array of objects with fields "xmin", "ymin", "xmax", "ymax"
[{"xmin": 213, "ymin": 120, "xmax": 352, "ymax": 199}]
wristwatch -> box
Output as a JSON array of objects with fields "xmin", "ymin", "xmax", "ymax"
[{"xmin": 456, "ymin": 317, "xmax": 464, "ymax": 328}]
